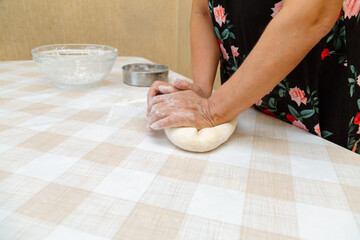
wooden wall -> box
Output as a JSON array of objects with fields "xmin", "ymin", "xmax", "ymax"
[{"xmin": 0, "ymin": 0, "xmax": 193, "ymax": 78}]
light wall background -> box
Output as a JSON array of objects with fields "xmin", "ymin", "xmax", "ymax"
[{"xmin": 0, "ymin": 0, "xmax": 194, "ymax": 79}]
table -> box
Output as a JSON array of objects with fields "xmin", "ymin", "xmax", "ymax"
[{"xmin": 0, "ymin": 57, "xmax": 359, "ymax": 240}]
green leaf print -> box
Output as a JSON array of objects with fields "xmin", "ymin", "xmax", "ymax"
[
  {"xmin": 214, "ymin": 27, "xmax": 221, "ymax": 41},
  {"xmin": 349, "ymin": 124, "xmax": 357, "ymax": 134},
  {"xmin": 229, "ymin": 32, "xmax": 236, "ymax": 39},
  {"xmin": 300, "ymin": 109, "xmax": 315, "ymax": 118},
  {"xmin": 347, "ymin": 114, "xmax": 360, "ymax": 152},
  {"xmin": 327, "ymin": 34, "xmax": 334, "ymax": 43},
  {"xmin": 209, "ymin": 0, "xmax": 214, "ymax": 14},
  {"xmin": 338, "ymin": 56, "xmax": 346, "ymax": 64},
  {"xmin": 347, "ymin": 65, "xmax": 358, "ymax": 98},
  {"xmin": 350, "ymin": 85, "xmax": 355, "ymax": 97},
  {"xmin": 278, "ymin": 82, "xmax": 286, "ymax": 89},
  {"xmin": 321, "ymin": 131, "xmax": 333, "ymax": 138},
  {"xmin": 348, "ymin": 139, "xmax": 356, "ymax": 150},
  {"xmin": 332, "ymin": 23, "xmax": 339, "ymax": 32},
  {"xmin": 279, "ymin": 88, "xmax": 285, "ymax": 97},
  {"xmin": 357, "ymin": 100, "xmax": 360, "ymax": 110},
  {"xmin": 268, "ymin": 98, "xmax": 276, "ymax": 109},
  {"xmin": 349, "ymin": 117, "xmax": 355, "ymax": 128},
  {"xmin": 339, "ymin": 26, "xmax": 346, "ymax": 37},
  {"xmin": 350, "ymin": 65, "xmax": 356, "ymax": 74},
  {"xmin": 333, "ymin": 38, "xmax": 342, "ymax": 49},
  {"xmin": 328, "ymin": 18, "xmax": 346, "ymax": 51},
  {"xmin": 222, "ymin": 29, "xmax": 230, "ymax": 39},
  {"xmin": 288, "ymin": 105, "xmax": 301, "ymax": 120}
]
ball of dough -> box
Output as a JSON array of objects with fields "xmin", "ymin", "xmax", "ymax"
[{"xmin": 164, "ymin": 118, "xmax": 238, "ymax": 152}]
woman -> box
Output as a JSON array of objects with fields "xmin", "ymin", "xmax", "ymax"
[{"xmin": 147, "ymin": 0, "xmax": 360, "ymax": 153}]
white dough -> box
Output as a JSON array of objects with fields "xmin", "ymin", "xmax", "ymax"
[{"xmin": 164, "ymin": 118, "xmax": 238, "ymax": 152}]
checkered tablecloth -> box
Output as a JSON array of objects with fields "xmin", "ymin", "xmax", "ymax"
[{"xmin": 0, "ymin": 57, "xmax": 359, "ymax": 240}]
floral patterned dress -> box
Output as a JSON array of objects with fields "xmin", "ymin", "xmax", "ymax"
[{"xmin": 209, "ymin": 0, "xmax": 360, "ymax": 154}]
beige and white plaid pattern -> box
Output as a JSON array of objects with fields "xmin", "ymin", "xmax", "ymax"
[{"xmin": 0, "ymin": 57, "xmax": 359, "ymax": 240}]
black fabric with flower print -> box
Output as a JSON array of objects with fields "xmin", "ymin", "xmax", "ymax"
[{"xmin": 208, "ymin": 0, "xmax": 360, "ymax": 154}]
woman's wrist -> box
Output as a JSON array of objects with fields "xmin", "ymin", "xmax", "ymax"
[
  {"xmin": 206, "ymin": 95, "xmax": 233, "ymax": 126},
  {"xmin": 190, "ymin": 78, "xmax": 212, "ymax": 98},
  {"xmin": 207, "ymin": 84, "xmax": 248, "ymax": 125},
  {"xmin": 197, "ymin": 83, "xmax": 213, "ymax": 98},
  {"xmin": 201, "ymin": 97, "xmax": 218, "ymax": 127}
]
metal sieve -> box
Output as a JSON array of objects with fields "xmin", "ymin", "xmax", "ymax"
[{"xmin": 122, "ymin": 63, "xmax": 169, "ymax": 87}]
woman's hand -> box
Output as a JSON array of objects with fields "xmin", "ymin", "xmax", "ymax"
[
  {"xmin": 147, "ymin": 81, "xmax": 177, "ymax": 117},
  {"xmin": 171, "ymin": 78, "xmax": 210, "ymax": 98},
  {"xmin": 147, "ymin": 90, "xmax": 216, "ymax": 130},
  {"xmin": 146, "ymin": 78, "xmax": 210, "ymax": 117}
]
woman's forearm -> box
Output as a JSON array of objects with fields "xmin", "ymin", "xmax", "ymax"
[
  {"xmin": 208, "ymin": 0, "xmax": 343, "ymax": 124},
  {"xmin": 190, "ymin": 0, "xmax": 220, "ymax": 98}
]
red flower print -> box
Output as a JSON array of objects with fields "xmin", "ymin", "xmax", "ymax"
[
  {"xmin": 262, "ymin": 109, "xmax": 276, "ymax": 117},
  {"xmin": 343, "ymin": 0, "xmax": 360, "ymax": 19},
  {"xmin": 293, "ymin": 120, "xmax": 309, "ymax": 132},
  {"xmin": 214, "ymin": 5, "xmax": 226, "ymax": 27},
  {"xmin": 289, "ymin": 87, "xmax": 307, "ymax": 106},
  {"xmin": 271, "ymin": 1, "xmax": 283, "ymax": 18},
  {"xmin": 337, "ymin": 10, "xmax": 344, "ymax": 20},
  {"xmin": 231, "ymin": 46, "xmax": 239, "ymax": 57},
  {"xmin": 314, "ymin": 123, "xmax": 321, "ymax": 136},
  {"xmin": 321, "ymin": 49, "xmax": 330, "ymax": 60},
  {"xmin": 286, "ymin": 114, "xmax": 296, "ymax": 123},
  {"xmin": 220, "ymin": 44, "xmax": 229, "ymax": 61},
  {"xmin": 354, "ymin": 113, "xmax": 360, "ymax": 124},
  {"xmin": 255, "ymin": 99, "xmax": 262, "ymax": 106},
  {"xmin": 357, "ymin": 75, "xmax": 360, "ymax": 87},
  {"xmin": 217, "ymin": 38, "xmax": 229, "ymax": 61}
]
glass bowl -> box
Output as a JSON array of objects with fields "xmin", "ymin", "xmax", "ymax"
[{"xmin": 32, "ymin": 44, "xmax": 118, "ymax": 89}]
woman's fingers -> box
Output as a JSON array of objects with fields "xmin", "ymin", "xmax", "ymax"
[
  {"xmin": 171, "ymin": 78, "xmax": 192, "ymax": 90},
  {"xmin": 148, "ymin": 94, "xmax": 172, "ymax": 112},
  {"xmin": 158, "ymin": 85, "xmax": 177, "ymax": 94},
  {"xmin": 147, "ymin": 90, "xmax": 215, "ymax": 130},
  {"xmin": 149, "ymin": 102, "xmax": 168, "ymax": 120},
  {"xmin": 148, "ymin": 94, "xmax": 189, "ymax": 130},
  {"xmin": 171, "ymin": 78, "xmax": 206, "ymax": 98},
  {"xmin": 148, "ymin": 102, "xmax": 169, "ymax": 128},
  {"xmin": 147, "ymin": 83, "xmax": 215, "ymax": 130},
  {"xmin": 146, "ymin": 79, "xmax": 207, "ymax": 117},
  {"xmin": 147, "ymin": 81, "xmax": 162, "ymax": 104},
  {"xmin": 147, "ymin": 81, "xmax": 175, "ymax": 105},
  {"xmin": 147, "ymin": 81, "xmax": 176, "ymax": 116},
  {"xmin": 150, "ymin": 116, "xmax": 180, "ymax": 130}
]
